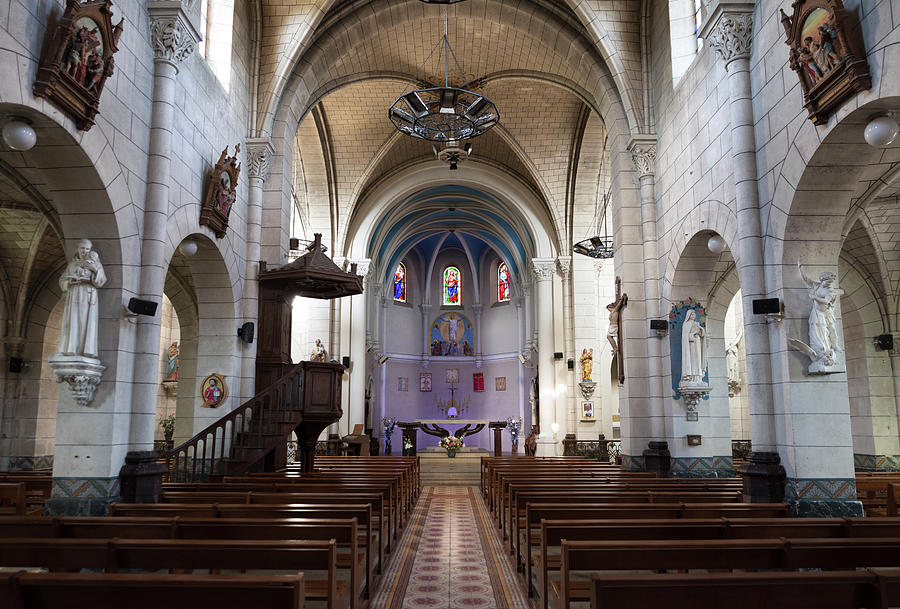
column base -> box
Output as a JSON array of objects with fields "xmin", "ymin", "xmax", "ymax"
[
  {"xmin": 562, "ymin": 433, "xmax": 577, "ymax": 456},
  {"xmin": 45, "ymin": 476, "xmax": 120, "ymax": 516},
  {"xmin": 789, "ymin": 499, "xmax": 864, "ymax": 518},
  {"xmin": 642, "ymin": 441, "xmax": 671, "ymax": 478},
  {"xmin": 118, "ymin": 450, "xmax": 168, "ymax": 503},
  {"xmin": 741, "ymin": 451, "xmax": 786, "ymax": 503},
  {"xmin": 535, "ymin": 437, "xmax": 558, "ymax": 456}
]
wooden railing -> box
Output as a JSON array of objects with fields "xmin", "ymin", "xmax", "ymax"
[{"xmin": 167, "ymin": 362, "xmax": 306, "ymax": 482}]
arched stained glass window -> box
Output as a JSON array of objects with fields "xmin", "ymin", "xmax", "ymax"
[
  {"xmin": 443, "ymin": 266, "xmax": 461, "ymax": 306},
  {"xmin": 497, "ymin": 262, "xmax": 511, "ymax": 302},
  {"xmin": 393, "ymin": 263, "xmax": 407, "ymax": 302}
]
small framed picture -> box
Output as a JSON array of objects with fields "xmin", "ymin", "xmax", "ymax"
[
  {"xmin": 445, "ymin": 368, "xmax": 459, "ymax": 384},
  {"xmin": 398, "ymin": 377, "xmax": 409, "ymax": 392},
  {"xmin": 581, "ymin": 401, "xmax": 595, "ymax": 420},
  {"xmin": 473, "ymin": 372, "xmax": 484, "ymax": 392},
  {"xmin": 495, "ymin": 376, "xmax": 506, "ymax": 391},
  {"xmin": 420, "ymin": 372, "xmax": 432, "ymax": 392}
]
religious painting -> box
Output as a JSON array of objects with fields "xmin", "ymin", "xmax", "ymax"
[
  {"xmin": 420, "ymin": 372, "xmax": 432, "ymax": 392},
  {"xmin": 497, "ymin": 262, "xmax": 511, "ymax": 302},
  {"xmin": 780, "ymin": 0, "xmax": 871, "ymax": 125},
  {"xmin": 200, "ymin": 373, "xmax": 227, "ymax": 408},
  {"xmin": 200, "ymin": 145, "xmax": 241, "ymax": 239},
  {"xmin": 164, "ymin": 341, "xmax": 179, "ymax": 382},
  {"xmin": 33, "ymin": 0, "xmax": 124, "ymax": 131},
  {"xmin": 430, "ymin": 312, "xmax": 474, "ymax": 356},
  {"xmin": 443, "ymin": 266, "xmax": 461, "ymax": 306},
  {"xmin": 445, "ymin": 368, "xmax": 459, "ymax": 385},
  {"xmin": 393, "ymin": 263, "xmax": 407, "ymax": 302},
  {"xmin": 398, "ymin": 377, "xmax": 409, "ymax": 392},
  {"xmin": 473, "ymin": 372, "xmax": 484, "ymax": 392},
  {"xmin": 495, "ymin": 376, "xmax": 506, "ymax": 392},
  {"xmin": 668, "ymin": 298, "xmax": 710, "ymax": 401},
  {"xmin": 581, "ymin": 401, "xmax": 595, "ymax": 420}
]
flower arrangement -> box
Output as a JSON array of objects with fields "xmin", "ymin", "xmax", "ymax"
[
  {"xmin": 382, "ymin": 416, "xmax": 397, "ymax": 436},
  {"xmin": 506, "ymin": 416, "xmax": 522, "ymax": 441},
  {"xmin": 403, "ymin": 437, "xmax": 413, "ymax": 450},
  {"xmin": 159, "ymin": 413, "xmax": 176, "ymax": 441},
  {"xmin": 439, "ymin": 435, "xmax": 464, "ymax": 452}
]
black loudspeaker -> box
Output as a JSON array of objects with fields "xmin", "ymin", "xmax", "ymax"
[
  {"xmin": 650, "ymin": 319, "xmax": 668, "ymax": 331},
  {"xmin": 875, "ymin": 334, "xmax": 894, "ymax": 351},
  {"xmin": 567, "ymin": 358, "xmax": 574, "ymax": 370},
  {"xmin": 127, "ymin": 297, "xmax": 158, "ymax": 317},
  {"xmin": 553, "ymin": 352, "xmax": 564, "ymax": 360},
  {"xmin": 342, "ymin": 356, "xmax": 351, "ymax": 368},
  {"xmin": 752, "ymin": 298, "xmax": 781, "ymax": 315},
  {"xmin": 289, "ymin": 237, "xmax": 300, "ymax": 250},
  {"xmin": 237, "ymin": 322, "xmax": 255, "ymax": 344},
  {"xmin": 8, "ymin": 357, "xmax": 23, "ymax": 373}
]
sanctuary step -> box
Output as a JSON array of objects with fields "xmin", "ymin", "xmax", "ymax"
[{"xmin": 419, "ymin": 450, "xmax": 486, "ymax": 486}]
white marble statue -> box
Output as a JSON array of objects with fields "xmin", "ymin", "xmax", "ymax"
[
  {"xmin": 310, "ymin": 338, "xmax": 327, "ymax": 362},
  {"xmin": 58, "ymin": 239, "xmax": 106, "ymax": 358},
  {"xmin": 680, "ymin": 309, "xmax": 707, "ymax": 385},
  {"xmin": 789, "ymin": 260, "xmax": 845, "ymax": 374}
]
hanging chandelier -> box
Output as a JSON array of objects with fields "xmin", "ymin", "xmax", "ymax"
[{"xmin": 389, "ymin": 5, "xmax": 498, "ymax": 142}]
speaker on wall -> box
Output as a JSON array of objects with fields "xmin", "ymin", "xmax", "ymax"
[
  {"xmin": 237, "ymin": 322, "xmax": 255, "ymax": 344},
  {"xmin": 567, "ymin": 358, "xmax": 574, "ymax": 370},
  {"xmin": 875, "ymin": 334, "xmax": 894, "ymax": 351},
  {"xmin": 752, "ymin": 298, "xmax": 781, "ymax": 315},
  {"xmin": 342, "ymin": 356, "xmax": 351, "ymax": 368},
  {"xmin": 126, "ymin": 297, "xmax": 158, "ymax": 317},
  {"xmin": 553, "ymin": 352, "xmax": 564, "ymax": 360},
  {"xmin": 649, "ymin": 319, "xmax": 668, "ymax": 331}
]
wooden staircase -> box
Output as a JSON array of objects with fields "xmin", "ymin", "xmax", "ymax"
[{"xmin": 167, "ymin": 361, "xmax": 343, "ymax": 482}]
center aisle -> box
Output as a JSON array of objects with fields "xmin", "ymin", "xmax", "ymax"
[{"xmin": 371, "ymin": 486, "xmax": 530, "ymax": 609}]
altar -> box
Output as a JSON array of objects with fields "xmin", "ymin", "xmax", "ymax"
[{"xmin": 414, "ymin": 419, "xmax": 490, "ymax": 440}]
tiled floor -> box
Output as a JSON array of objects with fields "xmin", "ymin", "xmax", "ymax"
[{"xmin": 371, "ymin": 486, "xmax": 530, "ymax": 609}]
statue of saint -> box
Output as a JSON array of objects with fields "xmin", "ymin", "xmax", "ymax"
[
  {"xmin": 310, "ymin": 339, "xmax": 328, "ymax": 362},
  {"xmin": 798, "ymin": 260, "xmax": 843, "ymax": 366},
  {"xmin": 524, "ymin": 425, "xmax": 539, "ymax": 456},
  {"xmin": 680, "ymin": 309, "xmax": 707, "ymax": 385},
  {"xmin": 580, "ymin": 348, "xmax": 593, "ymax": 382},
  {"xmin": 58, "ymin": 239, "xmax": 106, "ymax": 358}
]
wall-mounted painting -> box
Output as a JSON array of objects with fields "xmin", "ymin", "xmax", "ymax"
[
  {"xmin": 200, "ymin": 145, "xmax": 241, "ymax": 238},
  {"xmin": 398, "ymin": 377, "xmax": 408, "ymax": 392},
  {"xmin": 445, "ymin": 368, "xmax": 459, "ymax": 384},
  {"xmin": 581, "ymin": 401, "xmax": 595, "ymax": 420},
  {"xmin": 495, "ymin": 377, "xmax": 506, "ymax": 391},
  {"xmin": 201, "ymin": 373, "xmax": 227, "ymax": 408},
  {"xmin": 430, "ymin": 312, "xmax": 474, "ymax": 356},
  {"xmin": 473, "ymin": 372, "xmax": 484, "ymax": 392},
  {"xmin": 420, "ymin": 372, "xmax": 432, "ymax": 392}
]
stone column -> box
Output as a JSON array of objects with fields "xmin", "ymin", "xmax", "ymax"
[
  {"xmin": 348, "ymin": 259, "xmax": 371, "ymax": 431},
  {"xmin": 420, "ymin": 304, "xmax": 433, "ymax": 363},
  {"xmin": 239, "ymin": 139, "xmax": 273, "ymax": 402},
  {"xmin": 522, "ymin": 280, "xmax": 534, "ymax": 353},
  {"xmin": 702, "ymin": 1, "xmax": 786, "ymax": 503},
  {"xmin": 557, "ymin": 257, "xmax": 576, "ymax": 436},
  {"xmin": 128, "ymin": 3, "xmax": 199, "ymax": 450},
  {"xmin": 532, "ymin": 259, "xmax": 557, "ymax": 456},
  {"xmin": 514, "ymin": 296, "xmax": 526, "ymax": 424},
  {"xmin": 471, "ymin": 303, "xmax": 483, "ymax": 368}
]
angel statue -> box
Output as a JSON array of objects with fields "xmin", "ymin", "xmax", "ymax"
[{"xmin": 788, "ymin": 259, "xmax": 845, "ymax": 374}]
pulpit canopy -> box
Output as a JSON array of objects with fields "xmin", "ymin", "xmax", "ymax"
[{"xmin": 259, "ymin": 233, "xmax": 363, "ymax": 299}]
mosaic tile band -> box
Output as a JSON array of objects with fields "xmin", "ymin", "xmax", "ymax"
[
  {"xmin": 670, "ymin": 456, "xmax": 735, "ymax": 478},
  {"xmin": 51, "ymin": 477, "xmax": 120, "ymax": 499},
  {"xmin": 854, "ymin": 453, "xmax": 900, "ymax": 472},
  {"xmin": 6, "ymin": 455, "xmax": 54, "ymax": 470},
  {"xmin": 785, "ymin": 477, "xmax": 857, "ymax": 501}
]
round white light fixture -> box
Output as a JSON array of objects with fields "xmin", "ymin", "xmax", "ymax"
[
  {"xmin": 864, "ymin": 113, "xmax": 899, "ymax": 148},
  {"xmin": 178, "ymin": 239, "xmax": 198, "ymax": 257},
  {"xmin": 707, "ymin": 234, "xmax": 726, "ymax": 254},
  {"xmin": 2, "ymin": 118, "xmax": 36, "ymax": 151}
]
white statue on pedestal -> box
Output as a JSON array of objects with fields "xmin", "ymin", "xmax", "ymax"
[
  {"xmin": 789, "ymin": 260, "xmax": 845, "ymax": 374},
  {"xmin": 49, "ymin": 239, "xmax": 107, "ymax": 406},
  {"xmin": 59, "ymin": 238, "xmax": 106, "ymax": 357},
  {"xmin": 680, "ymin": 309, "xmax": 707, "ymax": 386}
]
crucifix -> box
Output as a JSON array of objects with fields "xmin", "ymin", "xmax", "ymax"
[{"xmin": 607, "ymin": 277, "xmax": 628, "ymax": 385}]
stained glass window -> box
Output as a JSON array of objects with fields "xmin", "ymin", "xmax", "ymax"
[
  {"xmin": 443, "ymin": 266, "xmax": 461, "ymax": 306},
  {"xmin": 393, "ymin": 263, "xmax": 407, "ymax": 302},
  {"xmin": 497, "ymin": 262, "xmax": 510, "ymax": 302}
]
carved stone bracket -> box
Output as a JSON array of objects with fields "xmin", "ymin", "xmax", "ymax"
[
  {"xmin": 245, "ymin": 138, "xmax": 275, "ymax": 183},
  {"xmin": 679, "ymin": 381, "xmax": 712, "ymax": 420},
  {"xmin": 578, "ymin": 381, "xmax": 596, "ymax": 400},
  {"xmin": 48, "ymin": 354, "xmax": 105, "ymax": 407},
  {"xmin": 148, "ymin": 1, "xmax": 201, "ymax": 69},
  {"xmin": 699, "ymin": 1, "xmax": 754, "ymax": 68},
  {"xmin": 531, "ymin": 259, "xmax": 556, "ymax": 281},
  {"xmin": 627, "ymin": 136, "xmax": 658, "ymax": 178}
]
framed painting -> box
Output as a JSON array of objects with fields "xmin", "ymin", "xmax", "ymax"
[
  {"xmin": 201, "ymin": 373, "xmax": 227, "ymax": 408},
  {"xmin": 473, "ymin": 372, "xmax": 484, "ymax": 392},
  {"xmin": 445, "ymin": 368, "xmax": 459, "ymax": 384},
  {"xmin": 495, "ymin": 376, "xmax": 506, "ymax": 391},
  {"xmin": 200, "ymin": 145, "xmax": 241, "ymax": 238},
  {"xmin": 581, "ymin": 401, "xmax": 595, "ymax": 420},
  {"xmin": 419, "ymin": 373, "xmax": 432, "ymax": 392},
  {"xmin": 398, "ymin": 377, "xmax": 408, "ymax": 392}
]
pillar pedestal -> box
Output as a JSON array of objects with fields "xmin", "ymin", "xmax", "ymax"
[
  {"xmin": 740, "ymin": 451, "xmax": 786, "ymax": 503},
  {"xmin": 642, "ymin": 441, "xmax": 672, "ymax": 477},
  {"xmin": 118, "ymin": 450, "xmax": 167, "ymax": 503}
]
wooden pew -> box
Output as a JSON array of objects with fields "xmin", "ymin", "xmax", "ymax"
[
  {"xmin": 0, "ymin": 474, "xmax": 52, "ymax": 512},
  {"xmin": 0, "ymin": 482, "xmax": 26, "ymax": 515},
  {"xmin": 518, "ymin": 502, "xmax": 790, "ymax": 578},
  {"xmin": 590, "ymin": 569, "xmax": 900, "ymax": 609},
  {"xmin": 532, "ymin": 517, "xmax": 900, "ymax": 606},
  {"xmin": 554, "ymin": 537, "xmax": 900, "ymax": 609},
  {"xmin": 0, "ymin": 572, "xmax": 304, "ymax": 609},
  {"xmin": 0, "ymin": 537, "xmax": 343, "ymax": 609},
  {"xmin": 856, "ymin": 476, "xmax": 900, "ymax": 516}
]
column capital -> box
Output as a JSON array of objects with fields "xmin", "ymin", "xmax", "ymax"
[
  {"xmin": 245, "ymin": 138, "xmax": 275, "ymax": 182},
  {"xmin": 420, "ymin": 303, "xmax": 433, "ymax": 312},
  {"xmin": 471, "ymin": 303, "xmax": 484, "ymax": 315},
  {"xmin": 148, "ymin": 2, "xmax": 201, "ymax": 69},
  {"xmin": 350, "ymin": 258, "xmax": 371, "ymax": 278},
  {"xmin": 627, "ymin": 135, "xmax": 658, "ymax": 178},
  {"xmin": 531, "ymin": 258, "xmax": 556, "ymax": 281},
  {"xmin": 699, "ymin": 1, "xmax": 754, "ymax": 67},
  {"xmin": 556, "ymin": 257, "xmax": 572, "ymax": 280}
]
